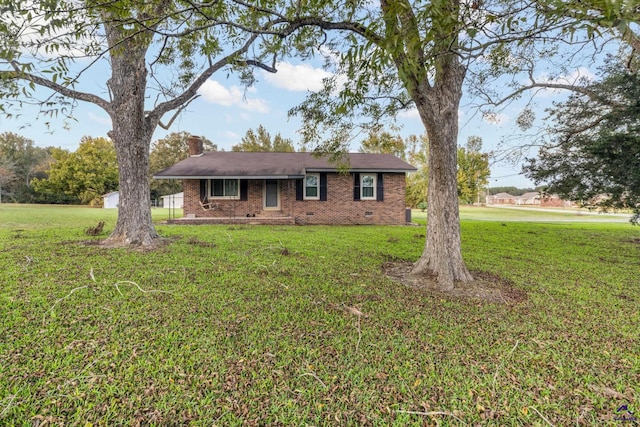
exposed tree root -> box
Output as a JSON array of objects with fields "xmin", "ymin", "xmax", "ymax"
[{"xmin": 383, "ymin": 261, "xmax": 527, "ymax": 304}]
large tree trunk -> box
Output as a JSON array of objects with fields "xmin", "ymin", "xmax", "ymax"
[
  {"xmin": 102, "ymin": 32, "xmax": 159, "ymax": 247},
  {"xmin": 410, "ymin": 59, "xmax": 473, "ymax": 290},
  {"xmin": 105, "ymin": 129, "xmax": 159, "ymax": 246}
]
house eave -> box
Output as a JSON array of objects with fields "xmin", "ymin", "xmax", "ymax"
[
  {"xmin": 153, "ymin": 175, "xmax": 299, "ymax": 180},
  {"xmin": 305, "ymin": 168, "xmax": 417, "ymax": 173}
]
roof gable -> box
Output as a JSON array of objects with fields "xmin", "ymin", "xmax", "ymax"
[
  {"xmin": 491, "ymin": 192, "xmax": 515, "ymax": 198},
  {"xmin": 519, "ymin": 192, "xmax": 540, "ymax": 199},
  {"xmin": 153, "ymin": 152, "xmax": 416, "ymax": 179}
]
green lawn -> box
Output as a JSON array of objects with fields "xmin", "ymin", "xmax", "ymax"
[
  {"xmin": 0, "ymin": 204, "xmax": 638, "ymax": 425},
  {"xmin": 411, "ymin": 205, "xmax": 632, "ymax": 225}
]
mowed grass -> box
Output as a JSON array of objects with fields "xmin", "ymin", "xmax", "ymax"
[{"xmin": 0, "ymin": 205, "xmax": 638, "ymax": 426}]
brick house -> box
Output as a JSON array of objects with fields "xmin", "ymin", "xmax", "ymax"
[
  {"xmin": 486, "ymin": 192, "xmax": 516, "ymax": 205},
  {"xmin": 153, "ymin": 136, "xmax": 416, "ymax": 225}
]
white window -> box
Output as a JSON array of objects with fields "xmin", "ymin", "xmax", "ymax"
[
  {"xmin": 209, "ymin": 179, "xmax": 239, "ymax": 199},
  {"xmin": 361, "ymin": 174, "xmax": 376, "ymax": 200},
  {"xmin": 304, "ymin": 173, "xmax": 320, "ymax": 200}
]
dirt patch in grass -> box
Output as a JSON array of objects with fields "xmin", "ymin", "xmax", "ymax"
[{"xmin": 382, "ymin": 261, "xmax": 527, "ymax": 305}]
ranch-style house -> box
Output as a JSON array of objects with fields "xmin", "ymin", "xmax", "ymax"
[{"xmin": 153, "ymin": 136, "xmax": 416, "ymax": 225}]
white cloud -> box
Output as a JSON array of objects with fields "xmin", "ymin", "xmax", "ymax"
[
  {"xmin": 198, "ymin": 80, "xmax": 269, "ymax": 113},
  {"xmin": 88, "ymin": 112, "xmax": 111, "ymax": 126},
  {"xmin": 532, "ymin": 67, "xmax": 596, "ymax": 97},
  {"xmin": 262, "ymin": 62, "xmax": 332, "ymax": 92},
  {"xmin": 483, "ymin": 112, "xmax": 509, "ymax": 125},
  {"xmin": 221, "ymin": 130, "xmax": 240, "ymax": 139},
  {"xmin": 398, "ymin": 108, "xmax": 420, "ymax": 120}
]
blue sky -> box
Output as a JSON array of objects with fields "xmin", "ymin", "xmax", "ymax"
[{"xmin": 0, "ymin": 55, "xmax": 594, "ymax": 188}]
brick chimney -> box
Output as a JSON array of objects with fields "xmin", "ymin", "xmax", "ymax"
[{"xmin": 187, "ymin": 135, "xmax": 204, "ymax": 156}]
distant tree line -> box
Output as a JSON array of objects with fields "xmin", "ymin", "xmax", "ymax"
[
  {"xmin": 0, "ymin": 131, "xmax": 202, "ymax": 205},
  {"xmin": 2, "ymin": 126, "xmax": 491, "ymax": 207},
  {"xmin": 0, "ymin": 132, "xmax": 52, "ymax": 203},
  {"xmin": 0, "ymin": 127, "xmax": 297, "ymax": 206}
]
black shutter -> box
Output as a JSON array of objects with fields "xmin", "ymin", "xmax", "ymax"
[
  {"xmin": 296, "ymin": 179, "xmax": 303, "ymax": 201},
  {"xmin": 200, "ymin": 179, "xmax": 207, "ymax": 201},
  {"xmin": 240, "ymin": 179, "xmax": 248, "ymax": 201},
  {"xmin": 353, "ymin": 173, "xmax": 361, "ymax": 201},
  {"xmin": 376, "ymin": 173, "xmax": 384, "ymax": 201},
  {"xmin": 320, "ymin": 173, "xmax": 327, "ymax": 201}
]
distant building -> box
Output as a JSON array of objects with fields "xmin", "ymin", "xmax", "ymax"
[
  {"xmin": 102, "ymin": 191, "xmax": 119, "ymax": 209},
  {"xmin": 540, "ymin": 194, "xmax": 574, "ymax": 208},
  {"xmin": 515, "ymin": 192, "xmax": 540, "ymax": 205},
  {"xmin": 486, "ymin": 192, "xmax": 515, "ymax": 205},
  {"xmin": 161, "ymin": 192, "xmax": 184, "ymax": 209}
]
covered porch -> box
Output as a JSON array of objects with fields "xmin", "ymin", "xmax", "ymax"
[{"xmin": 165, "ymin": 214, "xmax": 295, "ymax": 225}]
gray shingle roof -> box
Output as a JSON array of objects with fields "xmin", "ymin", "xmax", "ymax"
[{"xmin": 153, "ymin": 152, "xmax": 416, "ymax": 179}]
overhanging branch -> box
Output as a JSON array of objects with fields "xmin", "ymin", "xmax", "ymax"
[
  {"xmin": 7, "ymin": 61, "xmax": 111, "ymax": 111},
  {"xmin": 157, "ymin": 95, "xmax": 200, "ymax": 130}
]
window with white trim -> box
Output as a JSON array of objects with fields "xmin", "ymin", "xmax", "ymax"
[
  {"xmin": 360, "ymin": 174, "xmax": 376, "ymax": 200},
  {"xmin": 209, "ymin": 179, "xmax": 239, "ymax": 199},
  {"xmin": 304, "ymin": 173, "xmax": 320, "ymax": 200}
]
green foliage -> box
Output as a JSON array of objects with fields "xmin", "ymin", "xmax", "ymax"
[
  {"xmin": 232, "ymin": 125, "xmax": 295, "ymax": 152},
  {"xmin": 405, "ymin": 134, "xmax": 429, "ymax": 208},
  {"xmin": 488, "ymin": 186, "xmax": 536, "ymax": 197},
  {"xmin": 0, "ymin": 205, "xmax": 638, "ymax": 424},
  {"xmin": 537, "ymin": 0, "xmax": 640, "ymax": 60},
  {"xmin": 31, "ymin": 136, "xmax": 118, "ymax": 205},
  {"xmin": 149, "ymin": 132, "xmax": 217, "ymax": 198},
  {"xmin": 0, "ymin": 0, "xmax": 315, "ymax": 243},
  {"xmin": 0, "ymin": 132, "xmax": 51, "ymax": 202},
  {"xmin": 358, "ymin": 128, "xmax": 407, "ymax": 160},
  {"xmin": 457, "ymin": 136, "xmax": 490, "ymax": 204},
  {"xmin": 524, "ymin": 59, "xmax": 640, "ymax": 221}
]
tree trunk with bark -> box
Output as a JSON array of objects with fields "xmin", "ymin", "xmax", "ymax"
[
  {"xmin": 102, "ymin": 27, "xmax": 159, "ymax": 247},
  {"xmin": 410, "ymin": 57, "xmax": 474, "ymax": 290}
]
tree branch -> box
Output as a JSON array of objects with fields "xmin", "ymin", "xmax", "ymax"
[
  {"xmin": 483, "ymin": 71, "xmax": 626, "ymax": 110},
  {"xmin": 145, "ymin": 31, "xmax": 262, "ymax": 127},
  {"xmin": 157, "ymin": 95, "xmax": 200, "ymax": 130},
  {"xmin": 241, "ymin": 58, "xmax": 277, "ymax": 73},
  {"xmin": 6, "ymin": 61, "xmax": 110, "ymax": 111}
]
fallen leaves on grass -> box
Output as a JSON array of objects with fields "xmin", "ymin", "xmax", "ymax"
[{"xmin": 587, "ymin": 384, "xmax": 630, "ymax": 400}]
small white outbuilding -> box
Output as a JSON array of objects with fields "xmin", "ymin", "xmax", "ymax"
[
  {"xmin": 161, "ymin": 192, "xmax": 184, "ymax": 209},
  {"xmin": 102, "ymin": 191, "xmax": 120, "ymax": 209}
]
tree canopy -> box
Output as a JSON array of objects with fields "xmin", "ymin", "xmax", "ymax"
[
  {"xmin": 404, "ymin": 134, "xmax": 430, "ymax": 209},
  {"xmin": 524, "ymin": 59, "xmax": 640, "ymax": 221},
  {"xmin": 284, "ymin": 0, "xmax": 600, "ymax": 289},
  {"xmin": 0, "ymin": 0, "xmax": 302, "ymax": 245},
  {"xmin": 232, "ymin": 125, "xmax": 295, "ymax": 152},
  {"xmin": 31, "ymin": 136, "xmax": 118, "ymax": 205},
  {"xmin": 457, "ymin": 137, "xmax": 490, "ymax": 205},
  {"xmin": 359, "ymin": 129, "xmax": 407, "ymax": 160},
  {"xmin": 0, "ymin": 132, "xmax": 51, "ymax": 202}
]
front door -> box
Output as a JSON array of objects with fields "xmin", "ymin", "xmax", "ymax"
[{"xmin": 264, "ymin": 180, "xmax": 279, "ymax": 209}]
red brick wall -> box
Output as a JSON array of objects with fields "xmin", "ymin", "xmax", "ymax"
[
  {"xmin": 183, "ymin": 173, "xmax": 408, "ymax": 225},
  {"xmin": 540, "ymin": 196, "xmax": 564, "ymax": 207},
  {"xmin": 293, "ymin": 173, "xmax": 407, "ymax": 225}
]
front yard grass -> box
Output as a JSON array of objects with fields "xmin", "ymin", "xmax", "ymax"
[{"xmin": 0, "ymin": 204, "xmax": 638, "ymax": 425}]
